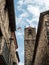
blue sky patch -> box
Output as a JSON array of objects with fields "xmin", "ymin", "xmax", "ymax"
[{"xmin": 14, "ymin": 0, "xmax": 49, "ymax": 65}]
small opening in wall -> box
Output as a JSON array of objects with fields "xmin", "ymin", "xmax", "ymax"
[
  {"xmin": 48, "ymin": 42, "xmax": 49, "ymax": 45},
  {"xmin": 45, "ymin": 21, "xmax": 49, "ymax": 26},
  {"xmin": 0, "ymin": 29, "xmax": 3, "ymax": 37},
  {"xmin": 13, "ymin": 62, "xmax": 17, "ymax": 65},
  {"xmin": 28, "ymin": 29, "xmax": 32, "ymax": 35}
]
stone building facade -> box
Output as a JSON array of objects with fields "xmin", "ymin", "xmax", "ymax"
[
  {"xmin": 24, "ymin": 26, "xmax": 36, "ymax": 65},
  {"xmin": 0, "ymin": 0, "xmax": 20, "ymax": 65},
  {"xmin": 32, "ymin": 11, "xmax": 49, "ymax": 65}
]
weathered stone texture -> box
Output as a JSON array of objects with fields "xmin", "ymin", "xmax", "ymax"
[
  {"xmin": 0, "ymin": 36, "xmax": 9, "ymax": 65},
  {"xmin": 24, "ymin": 27, "xmax": 36, "ymax": 65},
  {"xmin": 34, "ymin": 12, "xmax": 49, "ymax": 65},
  {"xmin": 0, "ymin": 0, "xmax": 19, "ymax": 65}
]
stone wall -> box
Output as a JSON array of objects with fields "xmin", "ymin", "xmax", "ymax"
[
  {"xmin": 24, "ymin": 27, "xmax": 36, "ymax": 65},
  {"xmin": 34, "ymin": 13, "xmax": 49, "ymax": 65},
  {"xmin": 0, "ymin": 36, "xmax": 9, "ymax": 65},
  {"xmin": 10, "ymin": 40, "xmax": 18, "ymax": 65},
  {"xmin": 0, "ymin": 0, "xmax": 19, "ymax": 65}
]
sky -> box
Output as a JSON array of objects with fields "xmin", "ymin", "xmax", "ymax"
[{"xmin": 14, "ymin": 0, "xmax": 49, "ymax": 65}]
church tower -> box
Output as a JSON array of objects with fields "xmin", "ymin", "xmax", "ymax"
[{"xmin": 24, "ymin": 26, "xmax": 36, "ymax": 65}]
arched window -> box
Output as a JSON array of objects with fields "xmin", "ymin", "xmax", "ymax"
[{"xmin": 28, "ymin": 29, "xmax": 32, "ymax": 35}]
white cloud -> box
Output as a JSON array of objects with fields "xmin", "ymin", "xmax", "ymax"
[
  {"xmin": 16, "ymin": 11, "xmax": 28, "ymax": 21},
  {"xmin": 45, "ymin": 0, "xmax": 49, "ymax": 7},
  {"xmin": 16, "ymin": 0, "xmax": 49, "ymax": 34},
  {"xmin": 32, "ymin": 0, "xmax": 49, "ymax": 10},
  {"xmin": 20, "ymin": 12, "xmax": 28, "ymax": 18},
  {"xmin": 36, "ymin": 0, "xmax": 49, "ymax": 6},
  {"xmin": 25, "ymin": 25, "xmax": 29, "ymax": 28},
  {"xmin": 16, "ymin": 12, "xmax": 29, "ymax": 27},
  {"xmin": 16, "ymin": 0, "xmax": 49, "ymax": 11},
  {"xmin": 24, "ymin": 0, "xmax": 33, "ymax": 4},
  {"xmin": 17, "ymin": 0, "xmax": 23, "ymax": 6},
  {"xmin": 26, "ymin": 16, "xmax": 39, "ymax": 28},
  {"xmin": 16, "ymin": 17, "xmax": 22, "ymax": 25},
  {"xmin": 26, "ymin": 17, "xmax": 39, "ymax": 23},
  {"xmin": 27, "ymin": 5, "xmax": 40, "ymax": 17},
  {"xmin": 23, "ymin": 0, "xmax": 49, "ymax": 12},
  {"xmin": 16, "ymin": 0, "xmax": 24, "ymax": 11}
]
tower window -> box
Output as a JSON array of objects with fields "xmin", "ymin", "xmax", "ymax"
[
  {"xmin": 45, "ymin": 21, "xmax": 49, "ymax": 43},
  {"xmin": 45, "ymin": 21, "xmax": 49, "ymax": 26},
  {"xmin": 47, "ymin": 31, "xmax": 49, "ymax": 35},
  {"xmin": 47, "ymin": 31, "xmax": 49, "ymax": 43},
  {"xmin": 13, "ymin": 62, "xmax": 17, "ymax": 65},
  {"xmin": 28, "ymin": 29, "xmax": 32, "ymax": 35}
]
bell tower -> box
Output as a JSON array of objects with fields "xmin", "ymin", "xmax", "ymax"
[{"xmin": 24, "ymin": 26, "xmax": 36, "ymax": 65}]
